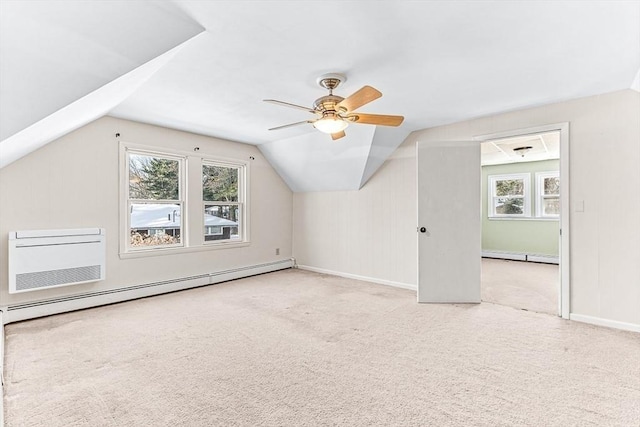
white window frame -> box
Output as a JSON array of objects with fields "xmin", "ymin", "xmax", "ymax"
[
  {"xmin": 202, "ymin": 160, "xmax": 246, "ymax": 245},
  {"xmin": 119, "ymin": 142, "xmax": 250, "ymax": 258},
  {"xmin": 124, "ymin": 148, "xmax": 186, "ymax": 253},
  {"xmin": 488, "ymin": 173, "xmax": 531, "ymax": 218},
  {"xmin": 536, "ymin": 171, "xmax": 560, "ymax": 218}
]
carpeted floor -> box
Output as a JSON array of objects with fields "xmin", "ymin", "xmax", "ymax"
[
  {"xmin": 4, "ymin": 269, "xmax": 640, "ymax": 426},
  {"xmin": 481, "ymin": 258, "xmax": 559, "ymax": 315}
]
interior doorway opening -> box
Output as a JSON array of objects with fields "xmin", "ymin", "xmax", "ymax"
[{"xmin": 478, "ymin": 129, "xmax": 563, "ymax": 316}]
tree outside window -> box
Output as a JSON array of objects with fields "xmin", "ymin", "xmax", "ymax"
[
  {"xmin": 536, "ymin": 172, "xmax": 560, "ymax": 217},
  {"xmin": 128, "ymin": 153, "xmax": 183, "ymax": 248},
  {"xmin": 489, "ymin": 173, "xmax": 531, "ymax": 217},
  {"xmin": 203, "ymin": 163, "xmax": 243, "ymax": 242}
]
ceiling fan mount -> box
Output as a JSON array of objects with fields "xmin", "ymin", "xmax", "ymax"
[
  {"xmin": 314, "ymin": 74, "xmax": 346, "ymax": 112},
  {"xmin": 264, "ymin": 73, "xmax": 404, "ymax": 140},
  {"xmin": 316, "ymin": 73, "xmax": 346, "ymax": 93}
]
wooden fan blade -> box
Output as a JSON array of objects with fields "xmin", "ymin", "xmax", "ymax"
[
  {"xmin": 263, "ymin": 99, "xmax": 317, "ymax": 114},
  {"xmin": 331, "ymin": 131, "xmax": 346, "ymax": 140},
  {"xmin": 268, "ymin": 120, "xmax": 314, "ymax": 131},
  {"xmin": 350, "ymin": 113, "xmax": 404, "ymax": 127},
  {"xmin": 336, "ymin": 86, "xmax": 382, "ymax": 112}
]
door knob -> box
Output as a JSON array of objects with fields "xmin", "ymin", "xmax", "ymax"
[{"xmin": 419, "ymin": 227, "xmax": 427, "ymax": 233}]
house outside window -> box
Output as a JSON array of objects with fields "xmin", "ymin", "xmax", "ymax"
[
  {"xmin": 488, "ymin": 173, "xmax": 531, "ymax": 218},
  {"xmin": 203, "ymin": 162, "xmax": 244, "ymax": 243},
  {"xmin": 536, "ymin": 171, "xmax": 560, "ymax": 218}
]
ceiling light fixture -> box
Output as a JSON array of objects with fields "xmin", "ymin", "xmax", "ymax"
[
  {"xmin": 513, "ymin": 146, "xmax": 533, "ymax": 157},
  {"xmin": 312, "ymin": 113, "xmax": 349, "ymax": 134}
]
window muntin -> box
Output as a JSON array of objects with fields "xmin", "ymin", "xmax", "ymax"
[
  {"xmin": 488, "ymin": 173, "xmax": 531, "ymax": 218},
  {"xmin": 203, "ymin": 163, "xmax": 243, "ymax": 243},
  {"xmin": 536, "ymin": 172, "xmax": 560, "ymax": 218},
  {"xmin": 127, "ymin": 152, "xmax": 184, "ymax": 250}
]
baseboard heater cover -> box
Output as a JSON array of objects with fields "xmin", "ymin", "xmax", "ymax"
[{"xmin": 2, "ymin": 259, "xmax": 294, "ymax": 324}]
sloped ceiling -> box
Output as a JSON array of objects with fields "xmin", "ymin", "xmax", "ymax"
[
  {"xmin": 1, "ymin": 1, "xmax": 639, "ymax": 191},
  {"xmin": 0, "ymin": 0, "xmax": 204, "ymax": 168}
]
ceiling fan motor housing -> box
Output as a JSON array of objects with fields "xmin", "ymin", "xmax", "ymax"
[{"xmin": 313, "ymin": 95, "xmax": 344, "ymax": 113}]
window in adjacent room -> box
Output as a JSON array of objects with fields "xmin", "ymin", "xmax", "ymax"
[
  {"xmin": 536, "ymin": 171, "xmax": 560, "ymax": 218},
  {"xmin": 488, "ymin": 173, "xmax": 531, "ymax": 218},
  {"xmin": 202, "ymin": 162, "xmax": 244, "ymax": 243},
  {"xmin": 127, "ymin": 151, "xmax": 184, "ymax": 250}
]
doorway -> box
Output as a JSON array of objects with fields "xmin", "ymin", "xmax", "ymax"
[
  {"xmin": 416, "ymin": 124, "xmax": 569, "ymax": 318},
  {"xmin": 476, "ymin": 124, "xmax": 569, "ymax": 318}
]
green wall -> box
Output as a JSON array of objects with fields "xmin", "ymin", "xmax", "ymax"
[{"xmin": 482, "ymin": 159, "xmax": 559, "ymax": 256}]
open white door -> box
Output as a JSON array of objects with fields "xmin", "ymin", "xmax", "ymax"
[{"xmin": 417, "ymin": 140, "xmax": 481, "ymax": 303}]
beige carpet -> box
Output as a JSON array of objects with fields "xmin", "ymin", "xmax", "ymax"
[
  {"xmin": 482, "ymin": 258, "xmax": 559, "ymax": 315},
  {"xmin": 4, "ymin": 269, "xmax": 640, "ymax": 426}
]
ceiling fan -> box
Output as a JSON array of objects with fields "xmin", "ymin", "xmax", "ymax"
[{"xmin": 264, "ymin": 73, "xmax": 404, "ymax": 140}]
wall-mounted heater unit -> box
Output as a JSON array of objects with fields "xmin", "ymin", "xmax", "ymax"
[{"xmin": 8, "ymin": 228, "xmax": 106, "ymax": 294}]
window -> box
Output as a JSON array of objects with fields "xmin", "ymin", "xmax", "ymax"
[
  {"xmin": 488, "ymin": 173, "xmax": 530, "ymax": 218},
  {"xmin": 202, "ymin": 162, "xmax": 244, "ymax": 243},
  {"xmin": 127, "ymin": 151, "xmax": 184, "ymax": 250},
  {"xmin": 121, "ymin": 143, "xmax": 249, "ymax": 256},
  {"xmin": 536, "ymin": 172, "xmax": 560, "ymax": 218}
]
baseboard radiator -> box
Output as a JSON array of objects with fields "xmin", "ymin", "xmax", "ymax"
[
  {"xmin": 482, "ymin": 251, "xmax": 559, "ymax": 265},
  {"xmin": 8, "ymin": 228, "xmax": 106, "ymax": 294},
  {"xmin": 2, "ymin": 259, "xmax": 294, "ymax": 324}
]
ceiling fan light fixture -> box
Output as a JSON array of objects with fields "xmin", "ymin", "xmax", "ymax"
[{"xmin": 313, "ymin": 117, "xmax": 348, "ymax": 134}]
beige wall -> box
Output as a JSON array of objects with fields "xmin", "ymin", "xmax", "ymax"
[
  {"xmin": 0, "ymin": 116, "xmax": 293, "ymax": 306},
  {"xmin": 294, "ymin": 89, "xmax": 640, "ymax": 326},
  {"xmin": 293, "ymin": 140, "xmax": 418, "ymax": 288}
]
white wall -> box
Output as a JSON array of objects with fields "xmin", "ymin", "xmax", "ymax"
[
  {"xmin": 294, "ymin": 89, "xmax": 640, "ymax": 327},
  {"xmin": 0, "ymin": 116, "xmax": 293, "ymax": 306}
]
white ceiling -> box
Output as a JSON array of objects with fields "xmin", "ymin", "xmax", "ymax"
[
  {"xmin": 1, "ymin": 1, "xmax": 639, "ymax": 190},
  {"xmin": 481, "ymin": 132, "xmax": 560, "ymax": 166}
]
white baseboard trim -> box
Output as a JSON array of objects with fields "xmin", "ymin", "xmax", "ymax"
[
  {"xmin": 526, "ymin": 254, "xmax": 559, "ymax": 264},
  {"xmin": 482, "ymin": 251, "xmax": 526, "ymax": 261},
  {"xmin": 1, "ymin": 259, "xmax": 294, "ymax": 325},
  {"xmin": 482, "ymin": 251, "xmax": 559, "ymax": 264},
  {"xmin": 297, "ymin": 265, "xmax": 416, "ymax": 291},
  {"xmin": 570, "ymin": 313, "xmax": 640, "ymax": 333}
]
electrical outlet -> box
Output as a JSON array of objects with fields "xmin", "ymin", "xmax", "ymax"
[{"xmin": 275, "ymin": 248, "xmax": 280, "ymax": 255}]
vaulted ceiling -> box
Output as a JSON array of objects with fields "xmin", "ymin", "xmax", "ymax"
[{"xmin": 1, "ymin": 1, "xmax": 639, "ymax": 190}]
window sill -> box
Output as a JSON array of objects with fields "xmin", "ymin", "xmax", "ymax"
[
  {"xmin": 119, "ymin": 241, "xmax": 250, "ymax": 259},
  {"xmin": 488, "ymin": 217, "xmax": 559, "ymax": 222}
]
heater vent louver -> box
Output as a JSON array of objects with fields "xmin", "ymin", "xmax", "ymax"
[{"xmin": 16, "ymin": 265, "xmax": 102, "ymax": 292}]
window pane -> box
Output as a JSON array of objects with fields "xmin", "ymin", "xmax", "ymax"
[
  {"xmin": 495, "ymin": 179, "xmax": 524, "ymax": 196},
  {"xmin": 544, "ymin": 177, "xmax": 560, "ymax": 195},
  {"xmin": 543, "ymin": 197, "xmax": 560, "ymax": 216},
  {"xmin": 204, "ymin": 205, "xmax": 240, "ymax": 241},
  {"xmin": 495, "ymin": 197, "xmax": 524, "ymax": 215},
  {"xmin": 130, "ymin": 203, "xmax": 181, "ymax": 247},
  {"xmin": 129, "ymin": 154, "xmax": 179, "ymax": 200},
  {"xmin": 203, "ymin": 165, "xmax": 238, "ymax": 202}
]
